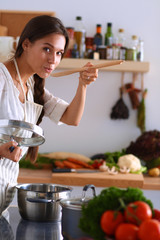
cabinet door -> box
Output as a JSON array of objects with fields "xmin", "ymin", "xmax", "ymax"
[{"xmin": 0, "ymin": 10, "xmax": 55, "ymax": 37}]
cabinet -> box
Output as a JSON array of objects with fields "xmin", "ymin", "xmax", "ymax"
[
  {"xmin": 57, "ymin": 58, "xmax": 149, "ymax": 73},
  {"xmin": 0, "ymin": 10, "xmax": 55, "ymax": 37}
]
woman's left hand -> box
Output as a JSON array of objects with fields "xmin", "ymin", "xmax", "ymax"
[{"xmin": 79, "ymin": 62, "xmax": 98, "ymax": 86}]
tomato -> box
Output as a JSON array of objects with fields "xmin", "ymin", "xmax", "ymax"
[
  {"xmin": 124, "ymin": 201, "xmax": 152, "ymax": 225},
  {"xmin": 138, "ymin": 219, "xmax": 160, "ymax": 240},
  {"xmin": 153, "ymin": 209, "xmax": 160, "ymax": 222},
  {"xmin": 100, "ymin": 210, "xmax": 124, "ymax": 236},
  {"xmin": 92, "ymin": 159, "xmax": 104, "ymax": 169},
  {"xmin": 115, "ymin": 223, "xmax": 139, "ymax": 240}
]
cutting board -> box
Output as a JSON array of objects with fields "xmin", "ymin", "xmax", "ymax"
[{"xmin": 52, "ymin": 171, "xmax": 144, "ymax": 188}]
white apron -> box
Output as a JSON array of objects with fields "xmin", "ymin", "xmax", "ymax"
[{"xmin": 0, "ymin": 59, "xmax": 43, "ymax": 214}]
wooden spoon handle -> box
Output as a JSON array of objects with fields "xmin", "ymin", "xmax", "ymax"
[{"xmin": 52, "ymin": 60, "xmax": 124, "ymax": 77}]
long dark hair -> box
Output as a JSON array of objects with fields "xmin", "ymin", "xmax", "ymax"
[{"xmin": 14, "ymin": 15, "xmax": 69, "ymax": 162}]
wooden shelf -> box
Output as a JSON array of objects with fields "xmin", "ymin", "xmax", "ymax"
[
  {"xmin": 57, "ymin": 58, "xmax": 150, "ymax": 73},
  {"xmin": 0, "ymin": 56, "xmax": 149, "ymax": 73}
]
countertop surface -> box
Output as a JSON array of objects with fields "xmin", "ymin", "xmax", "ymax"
[
  {"xmin": 1, "ymin": 206, "xmax": 63, "ymax": 240},
  {"xmin": 18, "ymin": 168, "xmax": 160, "ymax": 190}
]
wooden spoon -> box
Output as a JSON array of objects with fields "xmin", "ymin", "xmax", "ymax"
[{"xmin": 52, "ymin": 60, "xmax": 124, "ymax": 77}]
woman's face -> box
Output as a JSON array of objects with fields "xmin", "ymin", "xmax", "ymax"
[{"xmin": 23, "ymin": 33, "xmax": 66, "ymax": 78}]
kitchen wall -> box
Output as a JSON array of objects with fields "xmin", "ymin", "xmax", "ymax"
[{"xmin": 1, "ymin": 0, "xmax": 160, "ymax": 157}]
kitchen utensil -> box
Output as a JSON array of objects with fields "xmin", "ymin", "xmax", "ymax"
[
  {"xmin": 137, "ymin": 73, "xmax": 147, "ymax": 133},
  {"xmin": 60, "ymin": 184, "xmax": 96, "ymax": 239},
  {"xmin": 110, "ymin": 72, "xmax": 129, "ymax": 119},
  {"xmin": 52, "ymin": 168, "xmax": 100, "ymax": 173},
  {"xmin": 50, "ymin": 170, "xmax": 144, "ymax": 188},
  {"xmin": 0, "ymin": 119, "xmax": 45, "ymax": 147},
  {"xmin": 16, "ymin": 183, "xmax": 72, "ymax": 222},
  {"xmin": 52, "ymin": 60, "xmax": 123, "ymax": 77},
  {"xmin": 125, "ymin": 73, "xmax": 141, "ymax": 109}
]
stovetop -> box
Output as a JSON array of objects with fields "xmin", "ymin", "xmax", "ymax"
[{"xmin": 0, "ymin": 206, "xmax": 63, "ymax": 240}]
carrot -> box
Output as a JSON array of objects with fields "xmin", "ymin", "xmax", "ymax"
[
  {"xmin": 54, "ymin": 160, "xmax": 65, "ymax": 168},
  {"xmin": 67, "ymin": 158, "xmax": 94, "ymax": 169},
  {"xmin": 63, "ymin": 160, "xmax": 82, "ymax": 169}
]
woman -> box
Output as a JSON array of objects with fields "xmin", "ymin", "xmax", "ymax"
[{"xmin": 0, "ymin": 15, "xmax": 98, "ymax": 214}]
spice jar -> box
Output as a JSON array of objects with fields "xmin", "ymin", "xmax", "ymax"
[
  {"xmin": 126, "ymin": 35, "xmax": 138, "ymax": 61},
  {"xmin": 97, "ymin": 45, "xmax": 106, "ymax": 59},
  {"xmin": 65, "ymin": 27, "xmax": 75, "ymax": 58}
]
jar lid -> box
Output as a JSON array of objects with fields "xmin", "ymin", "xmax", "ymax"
[
  {"xmin": 119, "ymin": 28, "xmax": 124, "ymax": 33},
  {"xmin": 132, "ymin": 35, "xmax": 138, "ymax": 40}
]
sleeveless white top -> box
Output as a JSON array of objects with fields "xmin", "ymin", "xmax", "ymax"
[{"xmin": 0, "ymin": 62, "xmax": 69, "ymax": 214}]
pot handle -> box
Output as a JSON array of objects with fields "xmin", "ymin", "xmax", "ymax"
[
  {"xmin": 81, "ymin": 184, "xmax": 96, "ymax": 202},
  {"xmin": 26, "ymin": 197, "xmax": 56, "ymax": 203}
]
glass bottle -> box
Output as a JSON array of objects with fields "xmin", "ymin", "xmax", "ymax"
[
  {"xmin": 85, "ymin": 37, "xmax": 93, "ymax": 58},
  {"xmin": 117, "ymin": 28, "xmax": 127, "ymax": 60},
  {"xmin": 105, "ymin": 22, "xmax": 113, "ymax": 46},
  {"xmin": 112, "ymin": 37, "xmax": 119, "ymax": 60},
  {"xmin": 126, "ymin": 35, "xmax": 138, "ymax": 61},
  {"xmin": 118, "ymin": 28, "xmax": 125, "ymax": 47},
  {"xmin": 137, "ymin": 38, "xmax": 144, "ymax": 61},
  {"xmin": 71, "ymin": 43, "xmax": 79, "ymax": 58},
  {"xmin": 74, "ymin": 16, "xmax": 86, "ymax": 58},
  {"xmin": 106, "ymin": 45, "xmax": 113, "ymax": 60},
  {"xmin": 93, "ymin": 24, "xmax": 103, "ymax": 49}
]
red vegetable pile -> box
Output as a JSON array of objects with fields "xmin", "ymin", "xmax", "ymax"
[
  {"xmin": 100, "ymin": 201, "xmax": 160, "ymax": 240},
  {"xmin": 79, "ymin": 187, "xmax": 159, "ymax": 240}
]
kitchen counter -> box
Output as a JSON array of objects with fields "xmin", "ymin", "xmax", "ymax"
[
  {"xmin": 18, "ymin": 168, "xmax": 160, "ymax": 190},
  {"xmin": 0, "ymin": 206, "xmax": 63, "ymax": 240}
]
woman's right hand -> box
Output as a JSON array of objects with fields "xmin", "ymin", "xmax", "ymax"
[{"xmin": 0, "ymin": 141, "xmax": 22, "ymax": 162}]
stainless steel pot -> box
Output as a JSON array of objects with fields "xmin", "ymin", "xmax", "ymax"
[
  {"xmin": 16, "ymin": 183, "xmax": 72, "ymax": 222},
  {"xmin": 60, "ymin": 184, "xmax": 96, "ymax": 240}
]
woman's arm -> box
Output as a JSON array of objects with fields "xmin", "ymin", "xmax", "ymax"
[
  {"xmin": 60, "ymin": 62, "xmax": 98, "ymax": 125},
  {"xmin": 0, "ymin": 141, "xmax": 22, "ymax": 162}
]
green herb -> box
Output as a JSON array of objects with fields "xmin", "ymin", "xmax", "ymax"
[
  {"xmin": 36, "ymin": 154, "xmax": 54, "ymax": 164},
  {"xmin": 104, "ymin": 149, "xmax": 126, "ymax": 164},
  {"xmin": 19, "ymin": 154, "xmax": 54, "ymax": 169},
  {"xmin": 79, "ymin": 187, "xmax": 153, "ymax": 240},
  {"xmin": 19, "ymin": 159, "xmax": 39, "ymax": 169}
]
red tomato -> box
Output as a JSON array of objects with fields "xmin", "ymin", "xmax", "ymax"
[
  {"xmin": 92, "ymin": 159, "xmax": 104, "ymax": 169},
  {"xmin": 115, "ymin": 223, "xmax": 139, "ymax": 240},
  {"xmin": 124, "ymin": 201, "xmax": 152, "ymax": 225},
  {"xmin": 138, "ymin": 219, "xmax": 160, "ymax": 240},
  {"xmin": 100, "ymin": 210, "xmax": 124, "ymax": 236},
  {"xmin": 153, "ymin": 209, "xmax": 160, "ymax": 222}
]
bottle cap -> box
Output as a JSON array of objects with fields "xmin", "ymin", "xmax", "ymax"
[
  {"xmin": 96, "ymin": 24, "xmax": 101, "ymax": 27},
  {"xmin": 76, "ymin": 16, "xmax": 82, "ymax": 20},
  {"xmin": 107, "ymin": 22, "xmax": 112, "ymax": 27},
  {"xmin": 119, "ymin": 28, "xmax": 124, "ymax": 33},
  {"xmin": 132, "ymin": 35, "xmax": 138, "ymax": 40}
]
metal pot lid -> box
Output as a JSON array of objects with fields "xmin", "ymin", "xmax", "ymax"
[
  {"xmin": 60, "ymin": 197, "xmax": 91, "ymax": 210},
  {"xmin": 60, "ymin": 184, "xmax": 96, "ymax": 210},
  {"xmin": 0, "ymin": 119, "xmax": 45, "ymax": 147}
]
